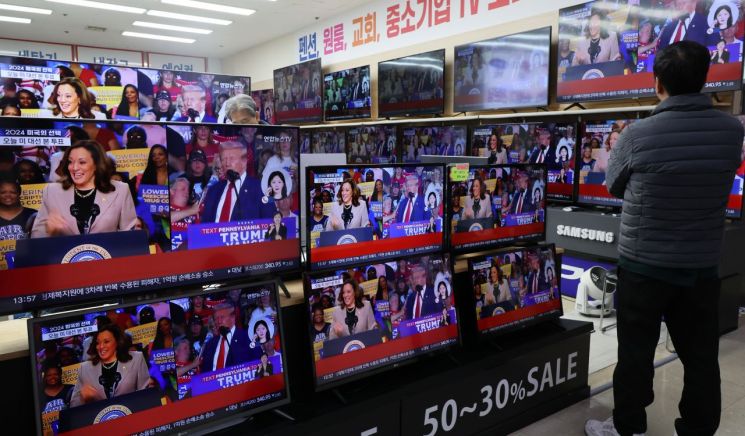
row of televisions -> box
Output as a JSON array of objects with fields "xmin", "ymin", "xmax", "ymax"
[
  {"xmin": 274, "ymin": 0, "xmax": 745, "ymax": 123},
  {"xmin": 28, "ymin": 243, "xmax": 562, "ymax": 435}
]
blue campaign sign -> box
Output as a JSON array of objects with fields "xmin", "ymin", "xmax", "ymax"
[
  {"xmin": 561, "ymin": 254, "xmax": 616, "ymax": 299},
  {"xmin": 188, "ymin": 218, "xmax": 297, "ymax": 249}
]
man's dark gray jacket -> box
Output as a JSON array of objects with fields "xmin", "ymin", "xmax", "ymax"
[{"xmin": 606, "ymin": 93, "xmax": 744, "ymax": 269}]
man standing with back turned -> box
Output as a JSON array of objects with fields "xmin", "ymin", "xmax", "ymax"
[{"xmin": 585, "ymin": 41, "xmax": 743, "ymax": 436}]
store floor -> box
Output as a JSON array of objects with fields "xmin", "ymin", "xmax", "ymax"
[{"xmin": 511, "ymin": 314, "xmax": 745, "ymax": 436}]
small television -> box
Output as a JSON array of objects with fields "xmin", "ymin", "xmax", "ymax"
[
  {"xmin": 378, "ymin": 49, "xmax": 445, "ymax": 117},
  {"xmin": 448, "ymin": 164, "xmax": 547, "ymax": 252},
  {"xmin": 577, "ymin": 119, "xmax": 638, "ymax": 207},
  {"xmin": 402, "ymin": 125, "xmax": 468, "ymax": 163},
  {"xmin": 470, "ymin": 123, "xmax": 577, "ymax": 201},
  {"xmin": 323, "ymin": 65, "xmax": 371, "ymax": 121},
  {"xmin": 305, "ymin": 253, "xmax": 457, "ymax": 388},
  {"xmin": 557, "ymin": 1, "xmax": 744, "ymax": 103},
  {"xmin": 0, "ymin": 118, "xmax": 300, "ymax": 314},
  {"xmin": 466, "ymin": 244, "xmax": 562, "ymax": 336},
  {"xmin": 729, "ymin": 116, "xmax": 745, "ymax": 219},
  {"xmin": 454, "ymin": 26, "xmax": 551, "ymax": 112},
  {"xmin": 273, "ymin": 58, "xmax": 323, "ymax": 123},
  {"xmin": 28, "ymin": 280, "xmax": 288, "ymax": 435},
  {"xmin": 251, "ymin": 89, "xmax": 276, "ymax": 124},
  {"xmin": 306, "ymin": 164, "xmax": 446, "ymax": 270},
  {"xmin": 309, "ymin": 128, "xmax": 347, "ymax": 154},
  {"xmin": 346, "ymin": 125, "xmax": 397, "ymax": 164}
]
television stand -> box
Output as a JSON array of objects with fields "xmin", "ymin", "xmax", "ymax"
[{"xmin": 272, "ymin": 408, "xmax": 296, "ymax": 422}]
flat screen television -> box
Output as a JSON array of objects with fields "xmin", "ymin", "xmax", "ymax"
[
  {"xmin": 0, "ymin": 118, "xmax": 300, "ymax": 314},
  {"xmin": 577, "ymin": 119, "xmax": 638, "ymax": 207},
  {"xmin": 557, "ymin": 1, "xmax": 744, "ymax": 102},
  {"xmin": 323, "ymin": 65, "xmax": 371, "ymax": 121},
  {"xmin": 305, "ymin": 253, "xmax": 457, "ymax": 388},
  {"xmin": 346, "ymin": 125, "xmax": 397, "ymax": 164},
  {"xmin": 273, "ymin": 58, "xmax": 323, "ymax": 123},
  {"xmin": 730, "ymin": 116, "xmax": 745, "ymax": 219},
  {"xmin": 467, "ymin": 244, "xmax": 562, "ymax": 336},
  {"xmin": 454, "ymin": 26, "xmax": 551, "ymax": 112},
  {"xmin": 28, "ymin": 280, "xmax": 288, "ymax": 435},
  {"xmin": 448, "ymin": 164, "xmax": 547, "ymax": 252},
  {"xmin": 378, "ymin": 49, "xmax": 445, "ymax": 117},
  {"xmin": 251, "ymin": 89, "xmax": 276, "ymax": 124},
  {"xmin": 402, "ymin": 125, "xmax": 468, "ymax": 163},
  {"xmin": 470, "ymin": 123, "xmax": 577, "ymax": 201},
  {"xmin": 308, "ymin": 128, "xmax": 347, "ymax": 154},
  {"xmin": 306, "ymin": 164, "xmax": 445, "ymax": 270},
  {"xmin": 0, "ymin": 55, "xmax": 251, "ymax": 122}
]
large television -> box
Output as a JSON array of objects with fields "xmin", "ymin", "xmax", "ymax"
[
  {"xmin": 577, "ymin": 119, "xmax": 638, "ymax": 207},
  {"xmin": 454, "ymin": 27, "xmax": 551, "ymax": 112},
  {"xmin": 448, "ymin": 164, "xmax": 547, "ymax": 252},
  {"xmin": 273, "ymin": 58, "xmax": 323, "ymax": 123},
  {"xmin": 306, "ymin": 164, "xmax": 445, "ymax": 270},
  {"xmin": 730, "ymin": 116, "xmax": 745, "ymax": 219},
  {"xmin": 557, "ymin": 1, "xmax": 744, "ymax": 102},
  {"xmin": 466, "ymin": 244, "xmax": 562, "ymax": 336},
  {"xmin": 0, "ymin": 118, "xmax": 300, "ymax": 313},
  {"xmin": 346, "ymin": 125, "xmax": 397, "ymax": 164},
  {"xmin": 402, "ymin": 125, "xmax": 468, "ymax": 163},
  {"xmin": 0, "ymin": 55, "xmax": 250, "ymax": 122},
  {"xmin": 378, "ymin": 49, "xmax": 445, "ymax": 117},
  {"xmin": 305, "ymin": 253, "xmax": 457, "ymax": 388},
  {"xmin": 29, "ymin": 280, "xmax": 288, "ymax": 435},
  {"xmin": 470, "ymin": 123, "xmax": 577, "ymax": 201},
  {"xmin": 251, "ymin": 89, "xmax": 276, "ymax": 124},
  {"xmin": 323, "ymin": 65, "xmax": 371, "ymax": 121}
]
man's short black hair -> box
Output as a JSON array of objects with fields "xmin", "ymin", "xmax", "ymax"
[{"xmin": 653, "ymin": 41, "xmax": 711, "ymax": 96}]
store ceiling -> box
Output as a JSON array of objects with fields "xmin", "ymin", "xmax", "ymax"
[{"xmin": 1, "ymin": 0, "xmax": 374, "ymax": 59}]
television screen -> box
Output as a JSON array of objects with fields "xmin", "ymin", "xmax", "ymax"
[
  {"xmin": 346, "ymin": 126, "xmax": 397, "ymax": 164},
  {"xmin": 308, "ymin": 128, "xmax": 346, "ymax": 154},
  {"xmin": 378, "ymin": 49, "xmax": 445, "ymax": 117},
  {"xmin": 323, "ymin": 65, "xmax": 371, "ymax": 120},
  {"xmin": 0, "ymin": 55, "xmax": 250, "ymax": 122},
  {"xmin": 729, "ymin": 116, "xmax": 745, "ymax": 218},
  {"xmin": 29, "ymin": 281, "xmax": 288, "ymax": 435},
  {"xmin": 402, "ymin": 125, "xmax": 468, "ymax": 163},
  {"xmin": 577, "ymin": 119, "xmax": 638, "ymax": 207},
  {"xmin": 306, "ymin": 164, "xmax": 445, "ymax": 270},
  {"xmin": 0, "ymin": 119, "xmax": 300, "ymax": 314},
  {"xmin": 251, "ymin": 89, "xmax": 276, "ymax": 125},
  {"xmin": 557, "ymin": 1, "xmax": 744, "ymax": 102},
  {"xmin": 454, "ymin": 26, "xmax": 551, "ymax": 112},
  {"xmin": 273, "ymin": 58, "xmax": 323, "ymax": 123},
  {"xmin": 448, "ymin": 164, "xmax": 546, "ymax": 252},
  {"xmin": 470, "ymin": 123, "xmax": 577, "ymax": 201},
  {"xmin": 306, "ymin": 253, "xmax": 457, "ymax": 387},
  {"xmin": 468, "ymin": 244, "xmax": 561, "ymax": 336}
]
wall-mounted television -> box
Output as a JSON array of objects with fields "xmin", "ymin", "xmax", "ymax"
[
  {"xmin": 0, "ymin": 118, "xmax": 300, "ymax": 313},
  {"xmin": 466, "ymin": 244, "xmax": 562, "ymax": 336},
  {"xmin": 448, "ymin": 164, "xmax": 546, "ymax": 252},
  {"xmin": 0, "ymin": 55, "xmax": 250, "ymax": 122},
  {"xmin": 378, "ymin": 49, "xmax": 445, "ymax": 117},
  {"xmin": 470, "ymin": 123, "xmax": 577, "ymax": 201},
  {"xmin": 454, "ymin": 26, "xmax": 551, "ymax": 112},
  {"xmin": 346, "ymin": 125, "xmax": 397, "ymax": 164},
  {"xmin": 402, "ymin": 125, "xmax": 468, "ymax": 163},
  {"xmin": 273, "ymin": 58, "xmax": 323, "ymax": 123},
  {"xmin": 29, "ymin": 280, "xmax": 288, "ymax": 435},
  {"xmin": 306, "ymin": 164, "xmax": 445, "ymax": 270},
  {"xmin": 251, "ymin": 89, "xmax": 276, "ymax": 124},
  {"xmin": 323, "ymin": 65, "xmax": 371, "ymax": 121},
  {"xmin": 557, "ymin": 1, "xmax": 744, "ymax": 102},
  {"xmin": 305, "ymin": 253, "xmax": 457, "ymax": 388}
]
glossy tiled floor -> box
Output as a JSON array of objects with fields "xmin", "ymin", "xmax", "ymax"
[{"xmin": 512, "ymin": 316, "xmax": 745, "ymax": 436}]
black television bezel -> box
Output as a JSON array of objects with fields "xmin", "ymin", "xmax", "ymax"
[
  {"xmin": 465, "ymin": 243, "xmax": 563, "ymax": 339},
  {"xmin": 323, "ymin": 64, "xmax": 372, "ymax": 121},
  {"xmin": 27, "ymin": 278, "xmax": 290, "ymax": 436},
  {"xmin": 304, "ymin": 163, "xmax": 447, "ymax": 271},
  {"xmin": 446, "ymin": 163, "xmax": 549, "ymax": 254},
  {"xmin": 303, "ymin": 252, "xmax": 460, "ymax": 390},
  {"xmin": 377, "ymin": 48, "xmax": 446, "ymax": 118},
  {"xmin": 453, "ymin": 26, "xmax": 552, "ymax": 113},
  {"xmin": 272, "ymin": 57, "xmax": 323, "ymax": 124}
]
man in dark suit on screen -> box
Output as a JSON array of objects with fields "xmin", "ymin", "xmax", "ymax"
[
  {"xmin": 200, "ymin": 302, "xmax": 257, "ymax": 373},
  {"xmin": 528, "ymin": 128, "xmax": 557, "ymax": 167},
  {"xmin": 395, "ymin": 174, "xmax": 431, "ymax": 223},
  {"xmin": 509, "ymin": 172, "xmax": 535, "ymax": 214},
  {"xmin": 200, "ymin": 141, "xmax": 275, "ymax": 223},
  {"xmin": 524, "ymin": 255, "xmax": 548, "ymax": 296},
  {"xmin": 404, "ymin": 264, "xmax": 440, "ymax": 319},
  {"xmin": 657, "ymin": 0, "xmax": 718, "ymax": 50}
]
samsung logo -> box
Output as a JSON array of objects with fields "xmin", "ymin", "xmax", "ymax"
[{"xmin": 556, "ymin": 225, "xmax": 615, "ymax": 244}]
